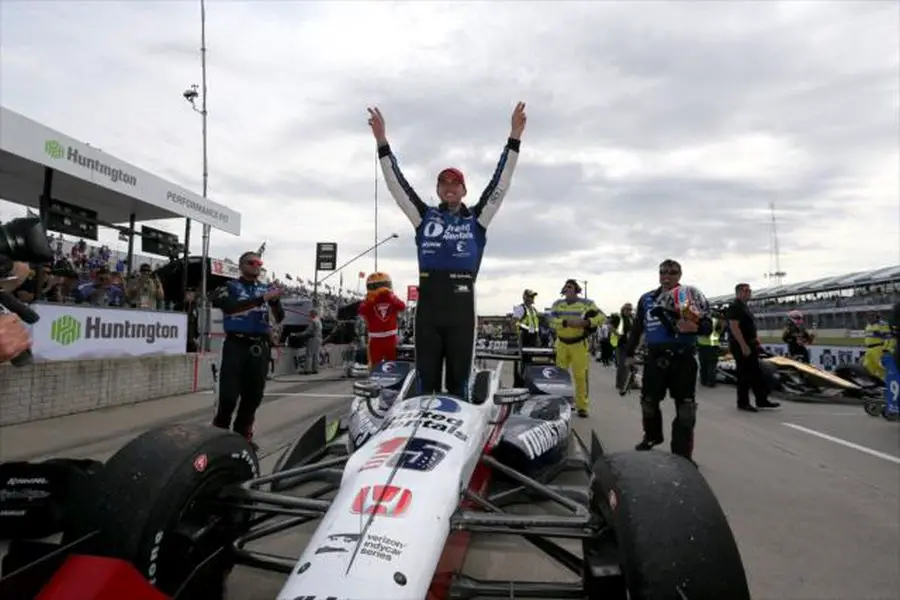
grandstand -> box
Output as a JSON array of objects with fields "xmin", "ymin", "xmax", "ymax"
[{"xmin": 708, "ymin": 265, "xmax": 900, "ymax": 338}]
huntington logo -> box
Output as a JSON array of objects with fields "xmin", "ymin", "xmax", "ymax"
[
  {"xmin": 43, "ymin": 138, "xmax": 138, "ymax": 187},
  {"xmin": 50, "ymin": 315, "xmax": 82, "ymax": 346}
]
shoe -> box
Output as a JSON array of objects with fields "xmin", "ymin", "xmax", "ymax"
[
  {"xmin": 577, "ymin": 409, "xmax": 589, "ymax": 418},
  {"xmin": 617, "ymin": 387, "xmax": 626, "ymax": 397},
  {"xmin": 635, "ymin": 438, "xmax": 663, "ymax": 451},
  {"xmin": 673, "ymin": 453, "xmax": 697, "ymax": 467},
  {"xmin": 737, "ymin": 405, "xmax": 758, "ymax": 413},
  {"xmin": 756, "ymin": 400, "xmax": 781, "ymax": 409}
]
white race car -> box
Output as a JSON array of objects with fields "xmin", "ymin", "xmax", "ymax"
[{"xmin": 2, "ymin": 343, "xmax": 751, "ymax": 600}]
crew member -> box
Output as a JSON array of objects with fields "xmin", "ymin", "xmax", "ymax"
[
  {"xmin": 369, "ymin": 102, "xmax": 527, "ymax": 398},
  {"xmin": 863, "ymin": 310, "xmax": 891, "ymax": 381},
  {"xmin": 624, "ymin": 259, "xmax": 712, "ymax": 464},
  {"xmin": 549, "ymin": 279, "xmax": 605, "ymax": 418},
  {"xmin": 512, "ymin": 289, "xmax": 540, "ymax": 386},
  {"xmin": 696, "ymin": 313, "xmax": 720, "ymax": 387},
  {"xmin": 211, "ymin": 251, "xmax": 284, "ymax": 444},
  {"xmin": 782, "ymin": 310, "xmax": 815, "ymax": 363},
  {"xmin": 615, "ymin": 303, "xmax": 634, "ymax": 393},
  {"xmin": 892, "ymin": 301, "xmax": 900, "ymax": 368},
  {"xmin": 726, "ymin": 283, "xmax": 781, "ymax": 412},
  {"xmin": 358, "ymin": 272, "xmax": 406, "ymax": 368}
]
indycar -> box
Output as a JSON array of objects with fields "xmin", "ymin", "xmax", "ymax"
[
  {"xmin": 863, "ymin": 352, "xmax": 899, "ymax": 421},
  {"xmin": 716, "ymin": 347, "xmax": 883, "ymax": 402},
  {"xmin": 1, "ymin": 341, "xmax": 751, "ymax": 600}
]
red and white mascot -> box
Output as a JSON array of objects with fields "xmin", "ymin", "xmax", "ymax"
[{"xmin": 358, "ymin": 272, "xmax": 406, "ymax": 368}]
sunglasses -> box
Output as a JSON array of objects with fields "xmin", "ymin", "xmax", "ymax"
[
  {"xmin": 659, "ymin": 269, "xmax": 680, "ymax": 276},
  {"xmin": 244, "ymin": 259, "xmax": 264, "ymax": 267}
]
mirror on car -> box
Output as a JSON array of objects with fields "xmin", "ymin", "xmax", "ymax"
[
  {"xmin": 494, "ymin": 387, "xmax": 530, "ymax": 405},
  {"xmin": 353, "ymin": 380, "xmax": 382, "ymax": 399}
]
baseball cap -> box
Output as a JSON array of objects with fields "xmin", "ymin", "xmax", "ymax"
[
  {"xmin": 438, "ymin": 168, "xmax": 465, "ymax": 187},
  {"xmin": 523, "ymin": 289, "xmax": 537, "ymax": 297}
]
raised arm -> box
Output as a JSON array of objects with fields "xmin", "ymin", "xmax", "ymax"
[
  {"xmin": 472, "ymin": 102, "xmax": 527, "ymax": 229},
  {"xmin": 368, "ymin": 107, "xmax": 428, "ymax": 227}
]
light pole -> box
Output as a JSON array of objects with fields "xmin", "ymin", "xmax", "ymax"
[
  {"xmin": 582, "ymin": 280, "xmax": 588, "ymax": 299},
  {"xmin": 183, "ymin": 0, "xmax": 211, "ymax": 350},
  {"xmin": 373, "ymin": 154, "xmax": 379, "ymax": 271}
]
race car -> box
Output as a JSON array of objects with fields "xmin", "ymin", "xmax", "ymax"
[
  {"xmin": 1, "ymin": 341, "xmax": 751, "ymax": 600},
  {"xmin": 716, "ymin": 348, "xmax": 883, "ymax": 402}
]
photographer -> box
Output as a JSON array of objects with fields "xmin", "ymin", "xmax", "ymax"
[
  {"xmin": 126, "ymin": 263, "xmax": 165, "ymax": 309},
  {"xmin": 0, "ymin": 313, "xmax": 31, "ymax": 363}
]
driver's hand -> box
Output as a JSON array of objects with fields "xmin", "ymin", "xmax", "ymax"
[
  {"xmin": 0, "ymin": 314, "xmax": 31, "ymax": 363},
  {"xmin": 263, "ymin": 288, "xmax": 283, "ymax": 302},
  {"xmin": 676, "ymin": 319, "xmax": 698, "ymax": 333}
]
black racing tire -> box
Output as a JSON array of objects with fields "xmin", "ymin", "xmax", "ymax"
[
  {"xmin": 70, "ymin": 423, "xmax": 259, "ymax": 599},
  {"xmin": 834, "ymin": 363, "xmax": 884, "ymax": 388},
  {"xmin": 588, "ymin": 451, "xmax": 750, "ymax": 600}
]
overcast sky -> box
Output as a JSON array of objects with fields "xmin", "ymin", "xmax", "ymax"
[{"xmin": 1, "ymin": 1, "xmax": 897, "ymax": 313}]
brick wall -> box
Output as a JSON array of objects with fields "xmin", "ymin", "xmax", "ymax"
[{"xmin": 0, "ymin": 344, "xmax": 348, "ymax": 427}]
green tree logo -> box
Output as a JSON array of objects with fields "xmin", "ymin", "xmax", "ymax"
[
  {"xmin": 45, "ymin": 140, "xmax": 64, "ymax": 159},
  {"xmin": 50, "ymin": 315, "xmax": 82, "ymax": 346}
]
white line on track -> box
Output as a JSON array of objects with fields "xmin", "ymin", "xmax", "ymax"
[
  {"xmin": 202, "ymin": 391, "xmax": 351, "ymax": 398},
  {"xmin": 782, "ymin": 422, "xmax": 900, "ymax": 465}
]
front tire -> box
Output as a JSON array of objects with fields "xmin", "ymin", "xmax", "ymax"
[
  {"xmin": 72, "ymin": 424, "xmax": 259, "ymax": 599},
  {"xmin": 587, "ymin": 451, "xmax": 750, "ymax": 600}
]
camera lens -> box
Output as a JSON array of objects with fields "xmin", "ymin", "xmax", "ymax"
[{"xmin": 0, "ymin": 218, "xmax": 54, "ymax": 263}]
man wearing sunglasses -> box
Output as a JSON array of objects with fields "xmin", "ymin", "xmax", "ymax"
[
  {"xmin": 211, "ymin": 251, "xmax": 284, "ymax": 445},
  {"xmin": 624, "ymin": 259, "xmax": 712, "ymax": 465},
  {"xmin": 367, "ymin": 102, "xmax": 527, "ymax": 399}
]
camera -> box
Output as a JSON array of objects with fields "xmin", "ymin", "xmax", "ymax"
[{"xmin": 0, "ymin": 217, "xmax": 54, "ymax": 276}]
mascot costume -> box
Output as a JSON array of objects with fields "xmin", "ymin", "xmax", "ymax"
[{"xmin": 358, "ymin": 272, "xmax": 406, "ymax": 368}]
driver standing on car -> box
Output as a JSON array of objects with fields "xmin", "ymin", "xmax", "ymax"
[
  {"xmin": 212, "ymin": 251, "xmax": 285, "ymax": 445},
  {"xmin": 550, "ymin": 279, "xmax": 605, "ymax": 418},
  {"xmin": 368, "ymin": 103, "xmax": 526, "ymax": 398}
]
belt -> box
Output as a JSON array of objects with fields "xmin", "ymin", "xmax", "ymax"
[
  {"xmin": 369, "ymin": 329, "xmax": 398, "ymax": 339},
  {"xmin": 865, "ymin": 343, "xmax": 883, "ymax": 348},
  {"xmin": 557, "ymin": 334, "xmax": 589, "ymax": 345},
  {"xmin": 227, "ymin": 332, "xmax": 270, "ymax": 342}
]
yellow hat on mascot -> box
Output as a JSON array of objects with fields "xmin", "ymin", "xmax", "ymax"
[{"xmin": 365, "ymin": 272, "xmax": 393, "ymax": 300}]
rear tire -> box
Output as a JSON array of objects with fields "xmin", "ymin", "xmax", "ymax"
[
  {"xmin": 587, "ymin": 451, "xmax": 750, "ymax": 600},
  {"xmin": 71, "ymin": 423, "xmax": 259, "ymax": 599},
  {"xmin": 834, "ymin": 363, "xmax": 884, "ymax": 388}
]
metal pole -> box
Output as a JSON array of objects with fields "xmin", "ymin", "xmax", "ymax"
[
  {"xmin": 198, "ymin": 0, "xmax": 212, "ymax": 351},
  {"xmin": 374, "ymin": 153, "xmax": 379, "ymax": 272},
  {"xmin": 181, "ymin": 218, "xmax": 191, "ymax": 303}
]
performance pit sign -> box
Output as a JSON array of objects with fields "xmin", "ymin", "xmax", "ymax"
[
  {"xmin": 315, "ymin": 242, "xmax": 337, "ymax": 271},
  {"xmin": 28, "ymin": 304, "xmax": 188, "ymax": 361}
]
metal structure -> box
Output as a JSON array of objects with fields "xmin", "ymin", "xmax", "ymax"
[
  {"xmin": 183, "ymin": 0, "xmax": 212, "ymax": 349},
  {"xmin": 766, "ymin": 201, "xmax": 787, "ymax": 287}
]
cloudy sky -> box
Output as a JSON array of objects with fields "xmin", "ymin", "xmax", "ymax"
[{"xmin": 1, "ymin": 0, "xmax": 897, "ymax": 313}]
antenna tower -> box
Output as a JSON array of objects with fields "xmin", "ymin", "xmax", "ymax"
[{"xmin": 766, "ymin": 201, "xmax": 787, "ymax": 286}]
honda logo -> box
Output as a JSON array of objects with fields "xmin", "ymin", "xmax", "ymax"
[{"xmin": 351, "ymin": 485, "xmax": 412, "ymax": 517}]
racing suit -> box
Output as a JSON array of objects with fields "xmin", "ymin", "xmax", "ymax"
[
  {"xmin": 512, "ymin": 301, "xmax": 541, "ymax": 386},
  {"xmin": 358, "ymin": 289, "xmax": 406, "ymax": 368},
  {"xmin": 212, "ymin": 278, "xmax": 285, "ymax": 440},
  {"xmin": 625, "ymin": 287, "xmax": 712, "ymax": 461},
  {"xmin": 549, "ymin": 297, "xmax": 605, "ymax": 413},
  {"xmin": 863, "ymin": 317, "xmax": 891, "ymax": 380},
  {"xmin": 782, "ymin": 321, "xmax": 813, "ymax": 363},
  {"xmin": 378, "ymin": 138, "xmax": 520, "ymax": 398}
]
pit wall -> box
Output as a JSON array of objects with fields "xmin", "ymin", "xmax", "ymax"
[{"xmin": 0, "ymin": 344, "xmax": 347, "ymax": 427}]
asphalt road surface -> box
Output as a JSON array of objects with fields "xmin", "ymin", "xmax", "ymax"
[{"xmin": 1, "ymin": 362, "xmax": 898, "ymax": 600}]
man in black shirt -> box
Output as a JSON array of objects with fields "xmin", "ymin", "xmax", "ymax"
[{"xmin": 725, "ymin": 283, "xmax": 780, "ymax": 412}]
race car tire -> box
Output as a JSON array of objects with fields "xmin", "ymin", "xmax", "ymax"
[
  {"xmin": 834, "ymin": 363, "xmax": 884, "ymax": 388},
  {"xmin": 69, "ymin": 423, "xmax": 259, "ymax": 599},
  {"xmin": 588, "ymin": 451, "xmax": 750, "ymax": 600}
]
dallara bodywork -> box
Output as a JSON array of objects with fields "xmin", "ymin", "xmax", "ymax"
[
  {"xmin": 716, "ymin": 348, "xmax": 883, "ymax": 402},
  {"xmin": 1, "ymin": 342, "xmax": 751, "ymax": 600}
]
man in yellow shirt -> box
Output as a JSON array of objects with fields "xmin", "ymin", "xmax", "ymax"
[{"xmin": 549, "ymin": 279, "xmax": 605, "ymax": 417}]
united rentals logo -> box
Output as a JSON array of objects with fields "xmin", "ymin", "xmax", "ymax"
[
  {"xmin": 48, "ymin": 315, "xmax": 179, "ymax": 346},
  {"xmin": 44, "ymin": 139, "xmax": 138, "ymax": 187}
]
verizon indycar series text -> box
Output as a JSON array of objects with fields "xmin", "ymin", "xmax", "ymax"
[{"xmin": 1, "ymin": 342, "xmax": 750, "ymax": 600}]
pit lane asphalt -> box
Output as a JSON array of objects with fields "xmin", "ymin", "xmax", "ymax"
[{"xmin": 1, "ymin": 363, "xmax": 898, "ymax": 600}]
